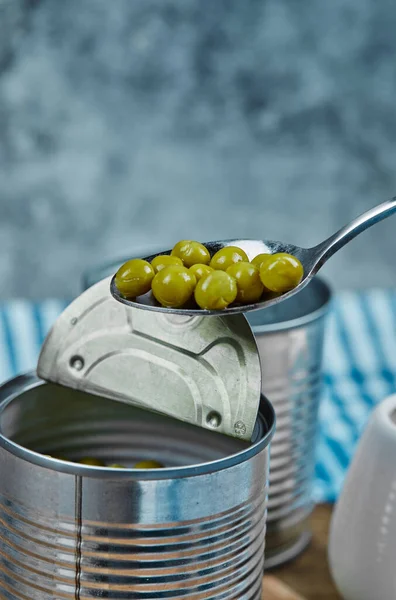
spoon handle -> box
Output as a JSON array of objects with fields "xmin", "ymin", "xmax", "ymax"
[{"xmin": 311, "ymin": 197, "xmax": 396, "ymax": 272}]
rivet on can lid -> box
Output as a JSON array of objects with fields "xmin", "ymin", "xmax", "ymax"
[
  {"xmin": 206, "ymin": 411, "xmax": 222, "ymax": 428},
  {"xmin": 69, "ymin": 356, "xmax": 84, "ymax": 371}
]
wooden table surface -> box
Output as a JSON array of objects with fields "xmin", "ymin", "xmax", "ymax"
[{"xmin": 263, "ymin": 504, "xmax": 342, "ymax": 599}]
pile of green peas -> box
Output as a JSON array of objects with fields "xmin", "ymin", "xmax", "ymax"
[
  {"xmin": 115, "ymin": 240, "xmax": 304, "ymax": 311},
  {"xmin": 45, "ymin": 455, "xmax": 164, "ymax": 469},
  {"xmin": 78, "ymin": 458, "xmax": 164, "ymax": 469}
]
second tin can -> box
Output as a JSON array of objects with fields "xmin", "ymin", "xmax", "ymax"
[{"xmin": 247, "ymin": 277, "xmax": 331, "ymax": 568}]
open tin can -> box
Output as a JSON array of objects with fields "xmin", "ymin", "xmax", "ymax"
[
  {"xmin": 0, "ymin": 275, "xmax": 276, "ymax": 598},
  {"xmin": 0, "ymin": 373, "xmax": 275, "ymax": 599}
]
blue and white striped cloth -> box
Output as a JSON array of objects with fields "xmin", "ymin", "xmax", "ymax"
[
  {"xmin": 316, "ymin": 290, "xmax": 396, "ymax": 502},
  {"xmin": 1, "ymin": 291, "xmax": 396, "ymax": 503}
]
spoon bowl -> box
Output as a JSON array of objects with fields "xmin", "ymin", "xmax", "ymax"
[
  {"xmin": 110, "ymin": 198, "xmax": 396, "ymax": 315},
  {"xmin": 110, "ymin": 238, "xmax": 312, "ymax": 315}
]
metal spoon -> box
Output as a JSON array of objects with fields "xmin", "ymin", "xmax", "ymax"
[{"xmin": 110, "ymin": 197, "xmax": 396, "ymax": 316}]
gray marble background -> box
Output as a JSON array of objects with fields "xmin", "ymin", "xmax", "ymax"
[{"xmin": 1, "ymin": 0, "xmax": 396, "ymax": 299}]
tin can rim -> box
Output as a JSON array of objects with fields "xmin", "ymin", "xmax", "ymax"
[
  {"xmin": 0, "ymin": 372, "xmax": 275, "ymax": 480},
  {"xmin": 247, "ymin": 277, "xmax": 332, "ymax": 334}
]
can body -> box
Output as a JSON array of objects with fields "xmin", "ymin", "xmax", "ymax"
[
  {"xmin": 247, "ymin": 277, "xmax": 331, "ymax": 568},
  {"xmin": 0, "ymin": 373, "xmax": 275, "ymax": 599}
]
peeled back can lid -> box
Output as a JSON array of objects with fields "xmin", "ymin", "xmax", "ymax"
[{"xmin": 37, "ymin": 277, "xmax": 262, "ymax": 441}]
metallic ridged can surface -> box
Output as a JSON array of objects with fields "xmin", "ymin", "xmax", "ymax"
[
  {"xmin": 247, "ymin": 277, "xmax": 331, "ymax": 569},
  {"xmin": 0, "ymin": 373, "xmax": 275, "ymax": 599}
]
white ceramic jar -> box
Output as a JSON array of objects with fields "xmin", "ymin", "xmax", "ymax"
[{"xmin": 329, "ymin": 395, "xmax": 396, "ymax": 600}]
